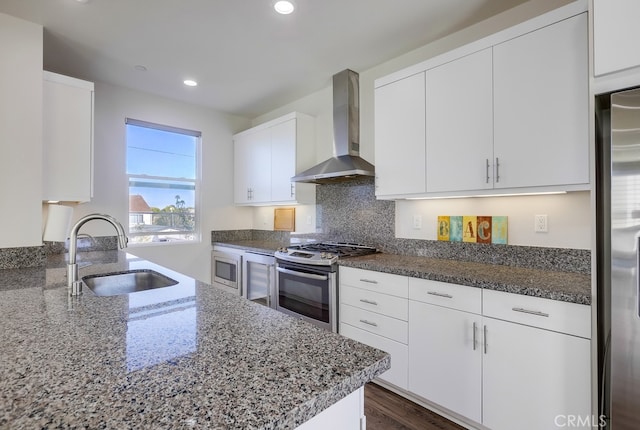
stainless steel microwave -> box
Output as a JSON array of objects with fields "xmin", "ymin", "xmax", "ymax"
[{"xmin": 211, "ymin": 250, "xmax": 242, "ymax": 295}]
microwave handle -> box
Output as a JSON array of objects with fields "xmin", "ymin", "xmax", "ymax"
[{"xmin": 276, "ymin": 267, "xmax": 328, "ymax": 281}]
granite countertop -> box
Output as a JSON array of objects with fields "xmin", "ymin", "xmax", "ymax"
[
  {"xmin": 213, "ymin": 240, "xmax": 288, "ymax": 255},
  {"xmin": 0, "ymin": 251, "xmax": 389, "ymax": 429},
  {"xmin": 338, "ymin": 253, "xmax": 592, "ymax": 305}
]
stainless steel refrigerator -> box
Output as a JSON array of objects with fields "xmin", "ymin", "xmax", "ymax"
[{"xmin": 596, "ymin": 87, "xmax": 640, "ymax": 429}]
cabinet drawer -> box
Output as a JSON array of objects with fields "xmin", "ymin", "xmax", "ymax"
[
  {"xmin": 340, "ymin": 267, "xmax": 408, "ymax": 298},
  {"xmin": 409, "ymin": 278, "xmax": 482, "ymax": 314},
  {"xmin": 483, "ymin": 289, "xmax": 591, "ymax": 338},
  {"xmin": 340, "ymin": 323, "xmax": 408, "ymax": 390},
  {"xmin": 340, "ymin": 285, "xmax": 408, "ymax": 321},
  {"xmin": 340, "ymin": 303, "xmax": 408, "ymax": 344}
]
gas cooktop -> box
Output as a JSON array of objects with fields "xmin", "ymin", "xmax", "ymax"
[{"xmin": 275, "ymin": 242, "xmax": 378, "ymax": 266}]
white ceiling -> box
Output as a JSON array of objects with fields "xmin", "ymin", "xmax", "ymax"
[{"xmin": 0, "ymin": 0, "xmax": 528, "ymax": 118}]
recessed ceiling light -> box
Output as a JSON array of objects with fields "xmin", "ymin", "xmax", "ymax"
[
  {"xmin": 75, "ymin": 0, "xmax": 89, "ymax": 3},
  {"xmin": 183, "ymin": 79, "xmax": 198, "ymax": 87},
  {"xmin": 134, "ymin": 65, "xmax": 147, "ymax": 72},
  {"xmin": 274, "ymin": 0, "xmax": 295, "ymax": 15}
]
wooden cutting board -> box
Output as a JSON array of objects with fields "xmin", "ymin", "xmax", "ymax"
[{"xmin": 274, "ymin": 208, "xmax": 295, "ymax": 231}]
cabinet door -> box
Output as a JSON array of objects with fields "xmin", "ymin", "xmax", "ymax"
[
  {"xmin": 493, "ymin": 13, "xmax": 589, "ymax": 189},
  {"xmin": 594, "ymin": 0, "xmax": 640, "ymax": 76},
  {"xmin": 374, "ymin": 72, "xmax": 426, "ymax": 197},
  {"xmin": 408, "ymin": 301, "xmax": 482, "ymax": 423},
  {"xmin": 234, "ymin": 129, "xmax": 272, "ymax": 204},
  {"xmin": 233, "ymin": 133, "xmax": 253, "ymax": 204},
  {"xmin": 270, "ymin": 118, "xmax": 296, "ymax": 202},
  {"xmin": 43, "ymin": 75, "xmax": 94, "ymax": 202},
  {"xmin": 248, "ymin": 128, "xmax": 272, "ymax": 203},
  {"xmin": 426, "ymin": 48, "xmax": 494, "ymax": 193},
  {"xmin": 482, "ymin": 318, "xmax": 591, "ymax": 430}
]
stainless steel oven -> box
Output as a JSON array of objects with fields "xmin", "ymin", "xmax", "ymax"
[
  {"xmin": 275, "ymin": 259, "xmax": 337, "ymax": 332},
  {"xmin": 275, "ymin": 242, "xmax": 377, "ymax": 332},
  {"xmin": 211, "ymin": 249, "xmax": 242, "ymax": 295}
]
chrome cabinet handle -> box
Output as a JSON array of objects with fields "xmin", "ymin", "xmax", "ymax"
[
  {"xmin": 495, "ymin": 157, "xmax": 500, "ymax": 183},
  {"xmin": 427, "ymin": 291, "xmax": 453, "ymax": 299},
  {"xmin": 359, "ymin": 319, "xmax": 378, "ymax": 327},
  {"xmin": 359, "ymin": 299, "xmax": 378, "ymax": 306},
  {"xmin": 359, "ymin": 279, "xmax": 378, "ymax": 284},
  {"xmin": 484, "ymin": 325, "xmax": 488, "ymax": 354},
  {"xmin": 276, "ymin": 267, "xmax": 328, "ymax": 281},
  {"xmin": 485, "ymin": 158, "xmax": 490, "ymax": 183},
  {"xmin": 290, "ymin": 183, "xmax": 295, "ymax": 198},
  {"xmin": 512, "ymin": 307, "xmax": 550, "ymax": 318},
  {"xmin": 473, "ymin": 322, "xmax": 477, "ymax": 351}
]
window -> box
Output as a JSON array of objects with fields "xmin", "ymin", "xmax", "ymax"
[{"xmin": 126, "ymin": 118, "xmax": 200, "ymax": 244}]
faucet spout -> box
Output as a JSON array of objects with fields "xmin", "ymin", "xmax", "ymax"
[{"xmin": 67, "ymin": 213, "xmax": 128, "ymax": 295}]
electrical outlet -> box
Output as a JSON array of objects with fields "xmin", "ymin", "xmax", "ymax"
[
  {"xmin": 413, "ymin": 215, "xmax": 422, "ymax": 229},
  {"xmin": 534, "ymin": 214, "xmax": 548, "ymax": 233},
  {"xmin": 306, "ymin": 215, "xmax": 313, "ymax": 225}
]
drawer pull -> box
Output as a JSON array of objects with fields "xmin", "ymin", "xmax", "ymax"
[
  {"xmin": 359, "ymin": 319, "xmax": 378, "ymax": 327},
  {"xmin": 427, "ymin": 291, "xmax": 453, "ymax": 299},
  {"xmin": 359, "ymin": 299, "xmax": 378, "ymax": 306},
  {"xmin": 512, "ymin": 307, "xmax": 549, "ymax": 318},
  {"xmin": 359, "ymin": 279, "xmax": 379, "ymax": 284}
]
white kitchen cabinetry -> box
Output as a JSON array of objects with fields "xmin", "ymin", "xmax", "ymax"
[
  {"xmin": 339, "ymin": 267, "xmax": 409, "ymax": 390},
  {"xmin": 425, "ymin": 48, "xmax": 493, "ymax": 193},
  {"xmin": 233, "ymin": 112, "xmax": 315, "ymax": 206},
  {"xmin": 408, "ymin": 279, "xmax": 482, "ymax": 422},
  {"xmin": 374, "ymin": 4, "xmax": 589, "ymax": 198},
  {"xmin": 593, "ymin": 0, "xmax": 640, "ymax": 77},
  {"xmin": 404, "ymin": 276, "xmax": 591, "ymax": 430},
  {"xmin": 482, "ymin": 290, "xmax": 591, "ymax": 430},
  {"xmin": 234, "ymin": 128, "xmax": 271, "ymax": 204},
  {"xmin": 493, "ymin": 12, "xmax": 589, "ymax": 190},
  {"xmin": 42, "ymin": 71, "xmax": 94, "ymax": 202},
  {"xmin": 374, "ymin": 72, "xmax": 426, "ymax": 198}
]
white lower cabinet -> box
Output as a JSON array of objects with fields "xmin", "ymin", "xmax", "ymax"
[
  {"xmin": 339, "ymin": 267, "xmax": 409, "ymax": 390},
  {"xmin": 408, "ymin": 300, "xmax": 482, "ymax": 422},
  {"xmin": 341, "ymin": 268, "xmax": 592, "ymax": 430},
  {"xmin": 482, "ymin": 317, "xmax": 591, "ymax": 430}
]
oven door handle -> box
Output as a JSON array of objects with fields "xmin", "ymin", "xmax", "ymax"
[{"xmin": 276, "ymin": 267, "xmax": 329, "ymax": 281}]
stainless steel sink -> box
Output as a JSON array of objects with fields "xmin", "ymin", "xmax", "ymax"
[{"xmin": 82, "ymin": 269, "xmax": 178, "ymax": 296}]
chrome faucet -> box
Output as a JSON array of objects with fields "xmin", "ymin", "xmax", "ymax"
[{"xmin": 67, "ymin": 213, "xmax": 128, "ymax": 296}]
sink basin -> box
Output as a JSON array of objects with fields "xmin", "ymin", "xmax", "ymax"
[{"xmin": 82, "ymin": 269, "xmax": 179, "ymax": 296}]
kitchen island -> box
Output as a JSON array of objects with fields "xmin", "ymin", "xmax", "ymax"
[{"xmin": 0, "ymin": 251, "xmax": 389, "ymax": 429}]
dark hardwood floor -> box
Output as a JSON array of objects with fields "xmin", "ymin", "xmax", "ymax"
[{"xmin": 364, "ymin": 383, "xmax": 466, "ymax": 430}]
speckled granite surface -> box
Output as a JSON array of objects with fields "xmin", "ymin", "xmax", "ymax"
[
  {"xmin": 214, "ymin": 240, "xmax": 289, "ymax": 255},
  {"xmin": 0, "ymin": 246, "xmax": 45, "ymax": 269},
  {"xmin": 339, "ymin": 253, "xmax": 591, "ymax": 305},
  {"xmin": 0, "ymin": 251, "xmax": 389, "ymax": 429}
]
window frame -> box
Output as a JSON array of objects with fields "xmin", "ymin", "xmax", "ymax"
[{"xmin": 125, "ymin": 118, "xmax": 202, "ymax": 246}]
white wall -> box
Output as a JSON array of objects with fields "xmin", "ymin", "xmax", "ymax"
[
  {"xmin": 251, "ymin": 0, "xmax": 590, "ymax": 250},
  {"xmin": 396, "ymin": 192, "xmax": 591, "ymax": 249},
  {"xmin": 73, "ymin": 81, "xmax": 252, "ymax": 282},
  {"xmin": 0, "ymin": 13, "xmax": 43, "ymax": 248}
]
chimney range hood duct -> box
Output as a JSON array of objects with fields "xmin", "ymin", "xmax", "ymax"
[{"xmin": 291, "ymin": 69, "xmax": 375, "ymax": 184}]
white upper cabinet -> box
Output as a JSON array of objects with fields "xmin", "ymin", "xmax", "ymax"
[
  {"xmin": 234, "ymin": 127, "xmax": 271, "ymax": 204},
  {"xmin": 374, "ymin": 72, "xmax": 426, "ymax": 198},
  {"xmin": 593, "ymin": 0, "xmax": 640, "ymax": 76},
  {"xmin": 493, "ymin": 12, "xmax": 589, "ymax": 190},
  {"xmin": 233, "ymin": 112, "xmax": 315, "ymax": 206},
  {"xmin": 374, "ymin": 2, "xmax": 589, "ymax": 199},
  {"xmin": 42, "ymin": 71, "xmax": 94, "ymax": 202},
  {"xmin": 425, "ymin": 48, "xmax": 494, "ymax": 193}
]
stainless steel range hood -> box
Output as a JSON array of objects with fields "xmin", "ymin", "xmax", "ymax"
[{"xmin": 292, "ymin": 69, "xmax": 375, "ymax": 184}]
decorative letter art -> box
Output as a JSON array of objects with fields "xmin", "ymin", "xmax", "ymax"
[{"xmin": 437, "ymin": 216, "xmax": 508, "ymax": 245}]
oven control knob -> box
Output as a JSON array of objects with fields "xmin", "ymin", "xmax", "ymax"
[{"xmin": 324, "ymin": 253, "xmax": 334, "ymax": 259}]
